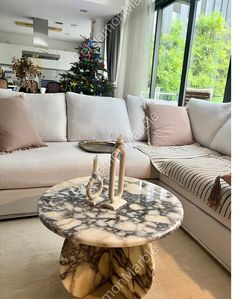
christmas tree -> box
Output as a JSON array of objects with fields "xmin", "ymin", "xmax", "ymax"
[{"xmin": 60, "ymin": 37, "xmax": 113, "ymax": 96}]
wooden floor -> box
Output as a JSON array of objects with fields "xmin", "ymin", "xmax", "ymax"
[{"xmin": 0, "ymin": 218, "xmax": 230, "ymax": 299}]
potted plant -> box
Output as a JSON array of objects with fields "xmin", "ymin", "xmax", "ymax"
[{"xmin": 12, "ymin": 56, "xmax": 42, "ymax": 93}]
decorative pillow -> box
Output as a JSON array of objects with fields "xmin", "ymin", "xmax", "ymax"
[
  {"xmin": 66, "ymin": 93, "xmax": 133, "ymax": 142},
  {"xmin": 210, "ymin": 118, "xmax": 231, "ymax": 156},
  {"xmin": 187, "ymin": 99, "xmax": 231, "ymax": 148},
  {"xmin": 0, "ymin": 95, "xmax": 46, "ymax": 153},
  {"xmin": 145, "ymin": 104, "xmax": 193, "ymax": 147},
  {"xmin": 125, "ymin": 95, "xmax": 177, "ymax": 141}
]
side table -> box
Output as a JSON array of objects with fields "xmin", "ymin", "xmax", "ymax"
[{"xmin": 38, "ymin": 177, "xmax": 183, "ymax": 299}]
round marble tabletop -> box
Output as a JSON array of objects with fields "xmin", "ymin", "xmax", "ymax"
[{"xmin": 38, "ymin": 177, "xmax": 184, "ymax": 248}]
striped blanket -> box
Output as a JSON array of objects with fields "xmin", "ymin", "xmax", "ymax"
[{"xmin": 137, "ymin": 144, "xmax": 231, "ymax": 226}]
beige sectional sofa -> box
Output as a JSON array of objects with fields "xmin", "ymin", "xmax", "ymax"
[{"xmin": 0, "ymin": 90, "xmax": 231, "ymax": 271}]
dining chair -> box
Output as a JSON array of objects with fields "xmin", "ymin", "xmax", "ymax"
[
  {"xmin": 47, "ymin": 82, "xmax": 61, "ymax": 93},
  {"xmin": 184, "ymin": 88, "xmax": 213, "ymax": 106},
  {"xmin": 0, "ymin": 79, "xmax": 8, "ymax": 89}
]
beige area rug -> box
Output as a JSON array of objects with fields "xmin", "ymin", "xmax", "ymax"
[{"xmin": 0, "ymin": 218, "xmax": 230, "ymax": 299}]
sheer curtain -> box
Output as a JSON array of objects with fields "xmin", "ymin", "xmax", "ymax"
[
  {"xmin": 106, "ymin": 14, "xmax": 121, "ymax": 96},
  {"xmin": 116, "ymin": 0, "xmax": 155, "ymax": 98}
]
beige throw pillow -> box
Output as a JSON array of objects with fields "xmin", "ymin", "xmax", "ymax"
[
  {"xmin": 145, "ymin": 104, "xmax": 193, "ymax": 147},
  {"xmin": 0, "ymin": 95, "xmax": 46, "ymax": 153}
]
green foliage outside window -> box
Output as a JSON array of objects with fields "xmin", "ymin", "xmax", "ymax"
[
  {"xmin": 156, "ymin": 12, "xmax": 231, "ymax": 102},
  {"xmin": 157, "ymin": 20, "xmax": 184, "ymax": 94}
]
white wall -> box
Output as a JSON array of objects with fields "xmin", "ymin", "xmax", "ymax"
[
  {"xmin": 0, "ymin": 31, "xmax": 80, "ymax": 81},
  {"xmin": 0, "ymin": 43, "xmax": 78, "ymax": 70},
  {"xmin": 0, "ymin": 19, "xmax": 107, "ymax": 81}
]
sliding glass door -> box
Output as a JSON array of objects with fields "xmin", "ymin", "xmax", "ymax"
[
  {"xmin": 150, "ymin": 1, "xmax": 190, "ymax": 103},
  {"xmin": 149, "ymin": 0, "xmax": 231, "ymax": 104},
  {"xmin": 149, "ymin": 0, "xmax": 190, "ymax": 103},
  {"xmin": 186, "ymin": 0, "xmax": 231, "ymax": 103}
]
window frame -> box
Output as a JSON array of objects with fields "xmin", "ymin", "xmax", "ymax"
[{"xmin": 150, "ymin": 0, "xmax": 231, "ymax": 104}]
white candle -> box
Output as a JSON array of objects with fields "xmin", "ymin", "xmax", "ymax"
[{"xmin": 93, "ymin": 155, "xmax": 99, "ymax": 172}]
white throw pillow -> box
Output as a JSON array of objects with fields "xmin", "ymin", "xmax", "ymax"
[
  {"xmin": 23, "ymin": 93, "xmax": 67, "ymax": 142},
  {"xmin": 126, "ymin": 95, "xmax": 177, "ymax": 141},
  {"xmin": 187, "ymin": 99, "xmax": 231, "ymax": 148},
  {"xmin": 210, "ymin": 118, "xmax": 231, "ymax": 156},
  {"xmin": 66, "ymin": 93, "xmax": 132, "ymax": 141}
]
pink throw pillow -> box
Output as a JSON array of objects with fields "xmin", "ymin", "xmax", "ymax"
[
  {"xmin": 0, "ymin": 95, "xmax": 47, "ymax": 153},
  {"xmin": 145, "ymin": 104, "xmax": 193, "ymax": 147}
]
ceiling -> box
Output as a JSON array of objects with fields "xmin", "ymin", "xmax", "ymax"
[{"xmin": 0, "ymin": 0, "xmax": 125, "ymax": 42}]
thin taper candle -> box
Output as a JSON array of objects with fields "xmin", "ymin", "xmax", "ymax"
[{"xmin": 93, "ymin": 155, "xmax": 99, "ymax": 172}]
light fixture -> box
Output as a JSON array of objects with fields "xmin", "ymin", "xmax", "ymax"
[
  {"xmin": 33, "ymin": 18, "xmax": 48, "ymax": 49},
  {"xmin": 22, "ymin": 50, "xmax": 60, "ymax": 61},
  {"xmin": 15, "ymin": 21, "xmax": 63, "ymax": 32},
  {"xmin": 80, "ymin": 9, "xmax": 88, "ymax": 13},
  {"xmin": 19, "ymin": 18, "xmax": 61, "ymax": 60}
]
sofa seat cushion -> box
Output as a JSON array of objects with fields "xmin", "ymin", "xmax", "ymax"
[
  {"xmin": 159, "ymin": 173, "xmax": 231, "ymax": 229},
  {"xmin": 137, "ymin": 144, "xmax": 231, "ymax": 228},
  {"xmin": 0, "ymin": 142, "xmax": 154, "ymax": 190}
]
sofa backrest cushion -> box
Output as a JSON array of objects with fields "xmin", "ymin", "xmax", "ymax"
[
  {"xmin": 210, "ymin": 118, "xmax": 231, "ymax": 156},
  {"xmin": 187, "ymin": 99, "xmax": 231, "ymax": 148},
  {"xmin": 23, "ymin": 93, "xmax": 67, "ymax": 142},
  {"xmin": 126, "ymin": 95, "xmax": 177, "ymax": 141},
  {"xmin": 66, "ymin": 92, "xmax": 132, "ymax": 141},
  {"xmin": 0, "ymin": 88, "xmax": 23, "ymax": 97},
  {"xmin": 0, "ymin": 90, "xmax": 67, "ymax": 142}
]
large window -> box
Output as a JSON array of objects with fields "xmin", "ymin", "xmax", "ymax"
[
  {"xmin": 187, "ymin": 1, "xmax": 231, "ymax": 102},
  {"xmin": 155, "ymin": 1, "xmax": 189, "ymax": 103},
  {"xmin": 149, "ymin": 0, "xmax": 231, "ymax": 104}
]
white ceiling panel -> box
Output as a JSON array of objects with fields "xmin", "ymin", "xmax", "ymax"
[{"xmin": 0, "ymin": 0, "xmax": 125, "ymax": 42}]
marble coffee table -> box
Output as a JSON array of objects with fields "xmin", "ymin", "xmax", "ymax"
[{"xmin": 38, "ymin": 177, "xmax": 183, "ymax": 299}]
